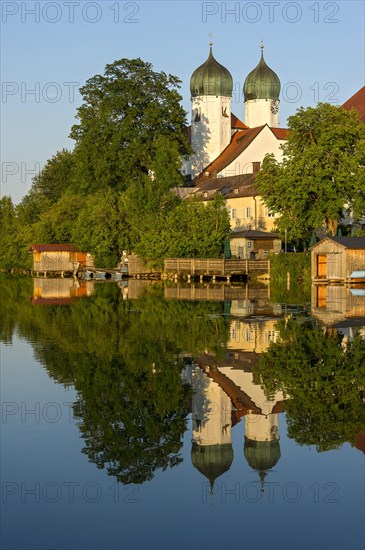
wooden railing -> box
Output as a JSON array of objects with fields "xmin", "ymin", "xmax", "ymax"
[{"xmin": 164, "ymin": 258, "xmax": 269, "ymax": 276}]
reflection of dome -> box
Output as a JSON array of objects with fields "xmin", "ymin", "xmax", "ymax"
[
  {"xmin": 192, "ymin": 442, "xmax": 234, "ymax": 492},
  {"xmin": 243, "ymin": 49, "xmax": 281, "ymax": 101},
  {"xmin": 190, "ymin": 44, "xmax": 233, "ymax": 98},
  {"xmin": 244, "ymin": 436, "xmax": 281, "ymax": 471}
]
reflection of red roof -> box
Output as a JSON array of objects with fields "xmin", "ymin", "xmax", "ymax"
[
  {"xmin": 231, "ymin": 113, "xmax": 248, "ymax": 129},
  {"xmin": 32, "ymin": 297, "xmax": 77, "ymax": 305},
  {"xmin": 342, "ymin": 87, "xmax": 365, "ymax": 123},
  {"xmin": 29, "ymin": 244, "xmax": 78, "ymax": 252},
  {"xmin": 354, "ymin": 432, "xmax": 365, "ymax": 454}
]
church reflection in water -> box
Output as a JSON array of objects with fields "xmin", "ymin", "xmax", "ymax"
[{"xmin": 182, "ymin": 297, "xmax": 286, "ymax": 495}]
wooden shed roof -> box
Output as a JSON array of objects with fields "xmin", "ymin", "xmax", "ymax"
[{"xmin": 310, "ymin": 236, "xmax": 365, "ymax": 251}]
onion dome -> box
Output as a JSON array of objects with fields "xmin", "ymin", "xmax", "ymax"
[
  {"xmin": 191, "ymin": 442, "xmax": 234, "ymax": 493},
  {"xmin": 244, "ymin": 44, "xmax": 281, "ymax": 101},
  {"xmin": 190, "ymin": 43, "xmax": 233, "ymax": 98}
]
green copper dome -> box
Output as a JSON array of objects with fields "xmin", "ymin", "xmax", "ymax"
[
  {"xmin": 191, "ymin": 442, "xmax": 234, "ymax": 492},
  {"xmin": 190, "ymin": 44, "xmax": 233, "ymax": 98},
  {"xmin": 244, "ymin": 48, "xmax": 281, "ymax": 101}
]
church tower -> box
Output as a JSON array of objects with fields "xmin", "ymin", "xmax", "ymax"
[
  {"xmin": 243, "ymin": 44, "xmax": 281, "ymax": 128},
  {"xmin": 189, "ymin": 42, "xmax": 233, "ymax": 178}
]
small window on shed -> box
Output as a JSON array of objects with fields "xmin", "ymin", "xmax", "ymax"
[{"xmin": 34, "ymin": 252, "xmax": 41, "ymax": 262}]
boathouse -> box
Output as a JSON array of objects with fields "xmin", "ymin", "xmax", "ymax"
[
  {"xmin": 29, "ymin": 244, "xmax": 94, "ymax": 275},
  {"xmin": 310, "ymin": 236, "xmax": 365, "ymax": 282},
  {"xmin": 229, "ymin": 229, "xmax": 281, "ymax": 259}
]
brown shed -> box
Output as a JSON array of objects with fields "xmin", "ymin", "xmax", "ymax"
[
  {"xmin": 229, "ymin": 230, "xmax": 281, "ymax": 259},
  {"xmin": 310, "ymin": 236, "xmax": 365, "ymax": 282},
  {"xmin": 29, "ymin": 244, "xmax": 94, "ymax": 274}
]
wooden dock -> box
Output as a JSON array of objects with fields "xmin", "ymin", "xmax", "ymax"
[{"xmin": 164, "ymin": 258, "xmax": 269, "ymax": 281}]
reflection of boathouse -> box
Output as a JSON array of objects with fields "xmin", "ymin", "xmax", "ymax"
[
  {"xmin": 311, "ymin": 284, "xmax": 365, "ymax": 329},
  {"xmin": 32, "ymin": 277, "xmax": 94, "ymax": 304}
]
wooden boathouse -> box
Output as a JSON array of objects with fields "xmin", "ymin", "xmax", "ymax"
[
  {"xmin": 310, "ymin": 236, "xmax": 365, "ymax": 283},
  {"xmin": 29, "ymin": 244, "xmax": 94, "ymax": 276}
]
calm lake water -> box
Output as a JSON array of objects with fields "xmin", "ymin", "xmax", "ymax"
[{"xmin": 1, "ymin": 276, "xmax": 364, "ymax": 550}]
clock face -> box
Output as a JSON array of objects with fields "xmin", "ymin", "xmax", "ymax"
[{"xmin": 270, "ymin": 100, "xmax": 279, "ymax": 115}]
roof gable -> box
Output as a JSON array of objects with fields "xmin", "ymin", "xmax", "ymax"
[
  {"xmin": 310, "ymin": 236, "xmax": 365, "ymax": 251},
  {"xmin": 194, "ymin": 125, "xmax": 266, "ymax": 183},
  {"xmin": 342, "ymin": 86, "xmax": 365, "ymax": 123}
]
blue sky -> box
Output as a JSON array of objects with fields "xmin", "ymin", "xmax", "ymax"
[{"xmin": 1, "ymin": 0, "xmax": 364, "ymax": 203}]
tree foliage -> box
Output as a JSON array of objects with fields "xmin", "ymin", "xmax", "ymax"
[
  {"xmin": 30, "ymin": 149, "xmax": 75, "ymax": 203},
  {"xmin": 70, "ymin": 58, "xmax": 191, "ymax": 193},
  {"xmin": 257, "ymin": 319, "xmax": 365, "ymax": 452},
  {"xmin": 256, "ymin": 103, "xmax": 365, "ymax": 239}
]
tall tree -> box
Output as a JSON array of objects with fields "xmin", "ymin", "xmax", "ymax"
[
  {"xmin": 256, "ymin": 103, "xmax": 365, "ymax": 238},
  {"xmin": 70, "ymin": 58, "xmax": 191, "ymax": 193}
]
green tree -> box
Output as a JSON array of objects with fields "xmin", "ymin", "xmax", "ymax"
[
  {"xmin": 0, "ymin": 197, "xmax": 33, "ymax": 269},
  {"xmin": 257, "ymin": 319, "xmax": 365, "ymax": 452},
  {"xmin": 30, "ymin": 149, "xmax": 75, "ymax": 203},
  {"xmin": 131, "ymin": 194, "xmax": 231, "ymax": 266},
  {"xmin": 71, "ymin": 188, "xmax": 129, "ymax": 267},
  {"xmin": 70, "ymin": 58, "xmax": 191, "ymax": 193},
  {"xmin": 32, "ymin": 192, "xmax": 83, "ymax": 244},
  {"xmin": 256, "ymin": 103, "xmax": 365, "ymax": 239}
]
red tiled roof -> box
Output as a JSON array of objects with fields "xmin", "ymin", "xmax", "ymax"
[
  {"xmin": 194, "ymin": 124, "xmax": 289, "ymax": 183},
  {"xmin": 231, "ymin": 112, "xmax": 248, "ymax": 129},
  {"xmin": 342, "ymin": 86, "xmax": 365, "ymax": 123},
  {"xmin": 29, "ymin": 244, "xmax": 78, "ymax": 252},
  {"xmin": 195, "ymin": 126, "xmax": 266, "ymax": 183},
  {"xmin": 270, "ymin": 127, "xmax": 289, "ymax": 140}
]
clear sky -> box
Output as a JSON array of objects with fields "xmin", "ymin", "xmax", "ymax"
[{"xmin": 1, "ymin": 0, "xmax": 364, "ymax": 203}]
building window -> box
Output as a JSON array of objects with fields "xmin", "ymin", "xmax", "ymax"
[
  {"xmin": 265, "ymin": 330, "xmax": 278, "ymax": 343},
  {"xmin": 229, "ymin": 208, "xmax": 237, "ymax": 219},
  {"xmin": 244, "ymin": 207, "xmax": 252, "ymax": 218},
  {"xmin": 265, "ymin": 207, "xmax": 276, "ymax": 218},
  {"xmin": 193, "ymin": 108, "xmax": 201, "ymax": 122},
  {"xmin": 34, "ymin": 252, "xmax": 41, "ymax": 263}
]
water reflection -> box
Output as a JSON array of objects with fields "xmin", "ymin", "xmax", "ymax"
[{"xmin": 1, "ymin": 275, "xmax": 364, "ymax": 492}]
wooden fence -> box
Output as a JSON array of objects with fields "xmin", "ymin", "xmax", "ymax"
[{"xmin": 164, "ymin": 258, "xmax": 269, "ymax": 276}]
